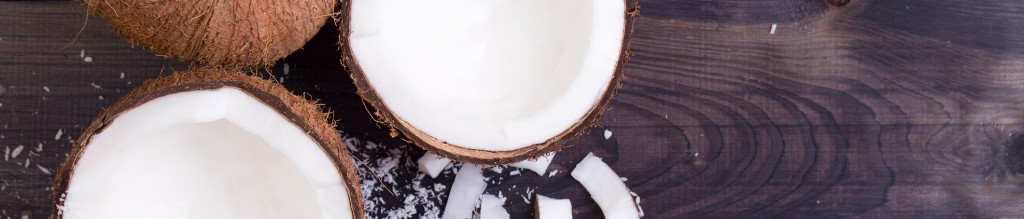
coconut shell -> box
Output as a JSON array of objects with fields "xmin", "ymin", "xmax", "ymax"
[
  {"xmin": 335, "ymin": 0, "xmax": 640, "ymax": 164},
  {"xmin": 50, "ymin": 69, "xmax": 364, "ymax": 219},
  {"xmin": 81, "ymin": 0, "xmax": 336, "ymax": 68}
]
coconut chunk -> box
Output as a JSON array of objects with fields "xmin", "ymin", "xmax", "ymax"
[
  {"xmin": 510, "ymin": 153, "xmax": 555, "ymax": 175},
  {"xmin": 480, "ymin": 194, "xmax": 510, "ymax": 219},
  {"xmin": 418, "ymin": 152, "xmax": 452, "ymax": 178},
  {"xmin": 535, "ymin": 195, "xmax": 572, "ymax": 219},
  {"xmin": 571, "ymin": 153, "xmax": 640, "ymax": 219},
  {"xmin": 442, "ymin": 165, "xmax": 487, "ymax": 219}
]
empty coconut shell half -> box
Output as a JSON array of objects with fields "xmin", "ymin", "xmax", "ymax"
[
  {"xmin": 81, "ymin": 0, "xmax": 336, "ymax": 68},
  {"xmin": 337, "ymin": 0, "xmax": 639, "ymax": 164},
  {"xmin": 51, "ymin": 70, "xmax": 364, "ymax": 219}
]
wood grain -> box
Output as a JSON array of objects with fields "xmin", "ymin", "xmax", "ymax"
[{"xmin": 2, "ymin": 0, "xmax": 1024, "ymax": 218}]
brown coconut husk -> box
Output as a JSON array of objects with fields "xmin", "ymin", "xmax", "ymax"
[
  {"xmin": 80, "ymin": 0, "xmax": 336, "ymax": 68},
  {"xmin": 334, "ymin": 0, "xmax": 640, "ymax": 165},
  {"xmin": 50, "ymin": 69, "xmax": 364, "ymax": 219}
]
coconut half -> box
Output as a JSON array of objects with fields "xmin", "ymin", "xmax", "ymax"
[
  {"xmin": 337, "ymin": 0, "xmax": 639, "ymax": 164},
  {"xmin": 82, "ymin": 0, "xmax": 335, "ymax": 68},
  {"xmin": 51, "ymin": 70, "xmax": 364, "ymax": 219}
]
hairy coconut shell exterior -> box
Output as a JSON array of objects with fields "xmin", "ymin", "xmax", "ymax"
[
  {"xmin": 81, "ymin": 0, "xmax": 336, "ymax": 68},
  {"xmin": 335, "ymin": 0, "xmax": 640, "ymax": 164},
  {"xmin": 50, "ymin": 69, "xmax": 364, "ymax": 219}
]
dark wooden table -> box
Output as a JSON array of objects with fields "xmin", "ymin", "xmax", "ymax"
[{"xmin": 3, "ymin": 0, "xmax": 1024, "ymax": 218}]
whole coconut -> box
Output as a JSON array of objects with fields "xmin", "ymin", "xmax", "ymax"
[{"xmin": 82, "ymin": 0, "xmax": 336, "ymax": 68}]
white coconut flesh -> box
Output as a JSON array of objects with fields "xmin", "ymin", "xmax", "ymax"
[
  {"xmin": 60, "ymin": 88, "xmax": 352, "ymax": 219},
  {"xmin": 442, "ymin": 165, "xmax": 487, "ymax": 219},
  {"xmin": 479, "ymin": 194, "xmax": 510, "ymax": 219},
  {"xmin": 571, "ymin": 153, "xmax": 639, "ymax": 219},
  {"xmin": 349, "ymin": 0, "xmax": 627, "ymax": 150},
  {"xmin": 418, "ymin": 152, "xmax": 452, "ymax": 178},
  {"xmin": 535, "ymin": 195, "xmax": 573, "ymax": 219},
  {"xmin": 510, "ymin": 153, "xmax": 555, "ymax": 175}
]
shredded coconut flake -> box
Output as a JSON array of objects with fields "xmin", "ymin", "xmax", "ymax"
[
  {"xmin": 345, "ymin": 135, "xmax": 446, "ymax": 219},
  {"xmin": 55, "ymin": 129, "xmax": 64, "ymax": 140},
  {"xmin": 11, "ymin": 145, "xmax": 23, "ymax": 159},
  {"xmin": 37, "ymin": 165, "xmax": 51, "ymax": 174},
  {"xmin": 604, "ymin": 129, "xmax": 613, "ymax": 139}
]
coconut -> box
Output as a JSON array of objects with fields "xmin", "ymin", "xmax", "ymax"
[
  {"xmin": 442, "ymin": 164, "xmax": 487, "ymax": 219},
  {"xmin": 336, "ymin": 0, "xmax": 640, "ymax": 164},
  {"xmin": 50, "ymin": 69, "xmax": 364, "ymax": 219},
  {"xmin": 571, "ymin": 153, "xmax": 639, "ymax": 219},
  {"xmin": 534, "ymin": 195, "xmax": 573, "ymax": 219},
  {"xmin": 81, "ymin": 0, "xmax": 336, "ymax": 68}
]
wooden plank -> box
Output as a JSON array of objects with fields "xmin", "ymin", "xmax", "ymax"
[{"xmin": 2, "ymin": 0, "xmax": 1024, "ymax": 218}]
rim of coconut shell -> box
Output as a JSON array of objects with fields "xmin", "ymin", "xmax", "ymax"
[
  {"xmin": 333, "ymin": 0, "xmax": 640, "ymax": 165},
  {"xmin": 49, "ymin": 69, "xmax": 365, "ymax": 219},
  {"xmin": 79, "ymin": 0, "xmax": 337, "ymax": 69}
]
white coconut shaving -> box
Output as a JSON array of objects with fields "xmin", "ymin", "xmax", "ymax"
[
  {"xmin": 418, "ymin": 152, "xmax": 452, "ymax": 178},
  {"xmin": 442, "ymin": 165, "xmax": 486, "ymax": 219},
  {"xmin": 10, "ymin": 145, "xmax": 23, "ymax": 159},
  {"xmin": 345, "ymin": 137, "xmax": 447, "ymax": 219},
  {"xmin": 38, "ymin": 165, "xmax": 51, "ymax": 175},
  {"xmin": 479, "ymin": 194, "xmax": 509, "ymax": 219},
  {"xmin": 55, "ymin": 129, "xmax": 64, "ymax": 140},
  {"xmin": 571, "ymin": 153, "xmax": 640, "ymax": 219},
  {"xmin": 604, "ymin": 129, "xmax": 612, "ymax": 139}
]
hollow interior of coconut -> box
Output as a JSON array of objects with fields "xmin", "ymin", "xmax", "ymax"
[
  {"xmin": 349, "ymin": 0, "xmax": 627, "ymax": 150},
  {"xmin": 60, "ymin": 88, "xmax": 352, "ymax": 219}
]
